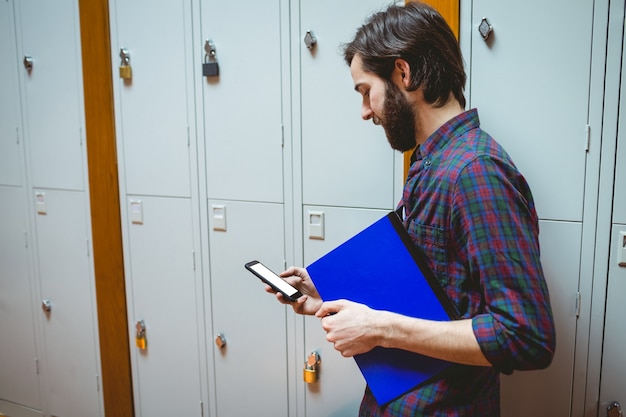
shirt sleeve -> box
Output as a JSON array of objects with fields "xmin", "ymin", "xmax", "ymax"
[{"xmin": 451, "ymin": 155, "xmax": 556, "ymax": 374}]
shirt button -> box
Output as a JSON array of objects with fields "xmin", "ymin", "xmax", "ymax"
[{"xmin": 424, "ymin": 159, "xmax": 431, "ymax": 167}]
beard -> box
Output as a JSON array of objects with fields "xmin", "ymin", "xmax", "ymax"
[{"xmin": 380, "ymin": 80, "xmax": 417, "ymax": 152}]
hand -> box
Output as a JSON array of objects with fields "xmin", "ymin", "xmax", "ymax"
[
  {"xmin": 264, "ymin": 266, "xmax": 323, "ymax": 315},
  {"xmin": 315, "ymin": 299, "xmax": 384, "ymax": 357}
]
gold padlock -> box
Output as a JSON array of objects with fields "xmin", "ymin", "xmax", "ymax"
[
  {"xmin": 119, "ymin": 48, "xmax": 132, "ymax": 80},
  {"xmin": 135, "ymin": 320, "xmax": 147, "ymax": 350},
  {"xmin": 119, "ymin": 64, "xmax": 132, "ymax": 80},
  {"xmin": 135, "ymin": 335, "xmax": 146, "ymax": 349},
  {"xmin": 303, "ymin": 367, "xmax": 317, "ymax": 384},
  {"xmin": 303, "ymin": 351, "xmax": 321, "ymax": 384}
]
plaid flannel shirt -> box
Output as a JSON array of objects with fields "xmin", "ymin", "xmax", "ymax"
[{"xmin": 359, "ymin": 109, "xmax": 555, "ymax": 416}]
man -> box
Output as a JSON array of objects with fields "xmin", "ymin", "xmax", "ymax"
[{"xmin": 268, "ymin": 2, "xmax": 556, "ymax": 415}]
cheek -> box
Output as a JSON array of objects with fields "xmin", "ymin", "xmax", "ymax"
[{"xmin": 369, "ymin": 93, "xmax": 385, "ymax": 115}]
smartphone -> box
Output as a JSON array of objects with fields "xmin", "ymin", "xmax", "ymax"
[{"xmin": 245, "ymin": 260, "xmax": 303, "ymax": 302}]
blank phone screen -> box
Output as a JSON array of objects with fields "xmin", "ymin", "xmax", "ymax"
[{"xmin": 250, "ymin": 262, "xmax": 299, "ymax": 297}]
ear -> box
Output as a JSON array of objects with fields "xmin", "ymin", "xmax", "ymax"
[{"xmin": 394, "ymin": 59, "xmax": 411, "ymax": 88}]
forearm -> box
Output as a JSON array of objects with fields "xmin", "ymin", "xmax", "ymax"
[{"xmin": 377, "ymin": 311, "xmax": 491, "ymax": 367}]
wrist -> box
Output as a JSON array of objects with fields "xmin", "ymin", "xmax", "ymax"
[{"xmin": 374, "ymin": 310, "xmax": 397, "ymax": 349}]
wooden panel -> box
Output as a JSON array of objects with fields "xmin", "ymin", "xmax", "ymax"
[
  {"xmin": 77, "ymin": 0, "xmax": 134, "ymax": 415},
  {"xmin": 403, "ymin": 0, "xmax": 460, "ymax": 179}
]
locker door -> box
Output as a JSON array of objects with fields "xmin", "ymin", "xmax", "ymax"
[
  {"xmin": 299, "ymin": 0, "xmax": 396, "ymax": 209},
  {"xmin": 125, "ymin": 196, "xmax": 203, "ymax": 417},
  {"xmin": 14, "ymin": 0, "xmax": 85, "ymax": 191},
  {"xmin": 200, "ymin": 0, "xmax": 285, "ymax": 203},
  {"xmin": 468, "ymin": 1, "xmax": 594, "ymax": 415},
  {"xmin": 110, "ymin": 0, "xmax": 195, "ymax": 198},
  {"xmin": 302, "ymin": 207, "xmax": 388, "ymax": 417},
  {"xmin": 34, "ymin": 190, "xmax": 102, "ymax": 417},
  {"xmin": 0, "ymin": 0, "xmax": 22, "ymax": 187},
  {"xmin": 469, "ymin": 0, "xmax": 593, "ymax": 222},
  {"xmin": 0, "ymin": 187, "xmax": 40, "ymax": 410},
  {"xmin": 600, "ymin": 224, "xmax": 626, "ymax": 416},
  {"xmin": 598, "ymin": 21, "xmax": 626, "ymax": 414},
  {"xmin": 207, "ymin": 200, "xmax": 288, "ymax": 417}
]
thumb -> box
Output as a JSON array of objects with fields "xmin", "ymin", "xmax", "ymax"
[{"xmin": 315, "ymin": 299, "xmax": 345, "ymax": 318}]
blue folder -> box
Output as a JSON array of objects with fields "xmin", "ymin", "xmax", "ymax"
[{"xmin": 306, "ymin": 211, "xmax": 458, "ymax": 405}]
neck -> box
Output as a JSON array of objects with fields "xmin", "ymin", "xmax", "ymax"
[{"xmin": 415, "ymin": 95, "xmax": 465, "ymax": 145}]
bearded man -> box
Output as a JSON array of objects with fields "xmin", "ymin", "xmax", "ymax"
[{"xmin": 267, "ymin": 3, "xmax": 556, "ymax": 416}]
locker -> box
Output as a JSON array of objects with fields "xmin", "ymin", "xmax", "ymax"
[
  {"xmin": 468, "ymin": 0, "xmax": 594, "ymax": 223},
  {"xmin": 33, "ymin": 189, "xmax": 102, "ymax": 417},
  {"xmin": 125, "ymin": 196, "xmax": 204, "ymax": 417},
  {"xmin": 0, "ymin": 187, "xmax": 40, "ymax": 410},
  {"xmin": 0, "ymin": 0, "xmax": 23, "ymax": 187},
  {"xmin": 207, "ymin": 200, "xmax": 289, "ymax": 417},
  {"xmin": 302, "ymin": 206, "xmax": 388, "ymax": 417},
  {"xmin": 464, "ymin": 1, "xmax": 598, "ymax": 415},
  {"xmin": 110, "ymin": 0, "xmax": 195, "ymax": 198},
  {"xmin": 599, "ymin": 225, "xmax": 626, "ymax": 415},
  {"xmin": 200, "ymin": 0, "xmax": 286, "ymax": 203},
  {"xmin": 14, "ymin": 0, "xmax": 85, "ymax": 191},
  {"xmin": 598, "ymin": 5, "xmax": 626, "ymax": 410},
  {"xmin": 1, "ymin": 1, "xmax": 103, "ymax": 415},
  {"xmin": 109, "ymin": 2, "xmax": 206, "ymax": 416},
  {"xmin": 299, "ymin": 0, "xmax": 397, "ymax": 210}
]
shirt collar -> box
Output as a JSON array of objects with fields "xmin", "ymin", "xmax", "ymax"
[{"xmin": 419, "ymin": 108, "xmax": 480, "ymax": 158}]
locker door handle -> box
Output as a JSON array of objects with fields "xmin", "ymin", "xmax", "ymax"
[
  {"xmin": 304, "ymin": 30, "xmax": 317, "ymax": 49},
  {"xmin": 41, "ymin": 299, "xmax": 52, "ymax": 314},
  {"xmin": 478, "ymin": 18, "xmax": 493, "ymax": 41},
  {"xmin": 215, "ymin": 333, "xmax": 227, "ymax": 349},
  {"xmin": 23, "ymin": 55, "xmax": 33, "ymax": 72}
]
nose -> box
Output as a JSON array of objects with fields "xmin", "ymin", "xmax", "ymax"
[{"xmin": 361, "ymin": 101, "xmax": 373, "ymax": 121}]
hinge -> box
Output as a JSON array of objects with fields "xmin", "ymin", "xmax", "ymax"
[
  {"xmin": 575, "ymin": 291, "xmax": 581, "ymax": 318},
  {"xmin": 192, "ymin": 251, "xmax": 196, "ymax": 271},
  {"xmin": 16, "ymin": 126, "xmax": 20, "ymax": 144},
  {"xmin": 35, "ymin": 357, "xmax": 39, "ymax": 375},
  {"xmin": 24, "ymin": 230, "xmax": 28, "ymax": 248},
  {"xmin": 584, "ymin": 124, "xmax": 590, "ymax": 152},
  {"xmin": 281, "ymin": 124, "xmax": 284, "ymax": 147},
  {"xmin": 96, "ymin": 374, "xmax": 100, "ymax": 391},
  {"xmin": 187, "ymin": 126, "xmax": 190, "ymax": 147},
  {"xmin": 80, "ymin": 127, "xmax": 83, "ymax": 146},
  {"xmin": 200, "ymin": 401, "xmax": 204, "ymax": 417},
  {"xmin": 87, "ymin": 240, "xmax": 90, "ymax": 257}
]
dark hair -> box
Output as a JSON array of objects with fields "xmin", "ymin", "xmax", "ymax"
[{"xmin": 343, "ymin": 2, "xmax": 466, "ymax": 108}]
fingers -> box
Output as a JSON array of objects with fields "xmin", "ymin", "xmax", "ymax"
[
  {"xmin": 280, "ymin": 266, "xmax": 309, "ymax": 280},
  {"xmin": 315, "ymin": 300, "xmax": 344, "ymax": 318}
]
